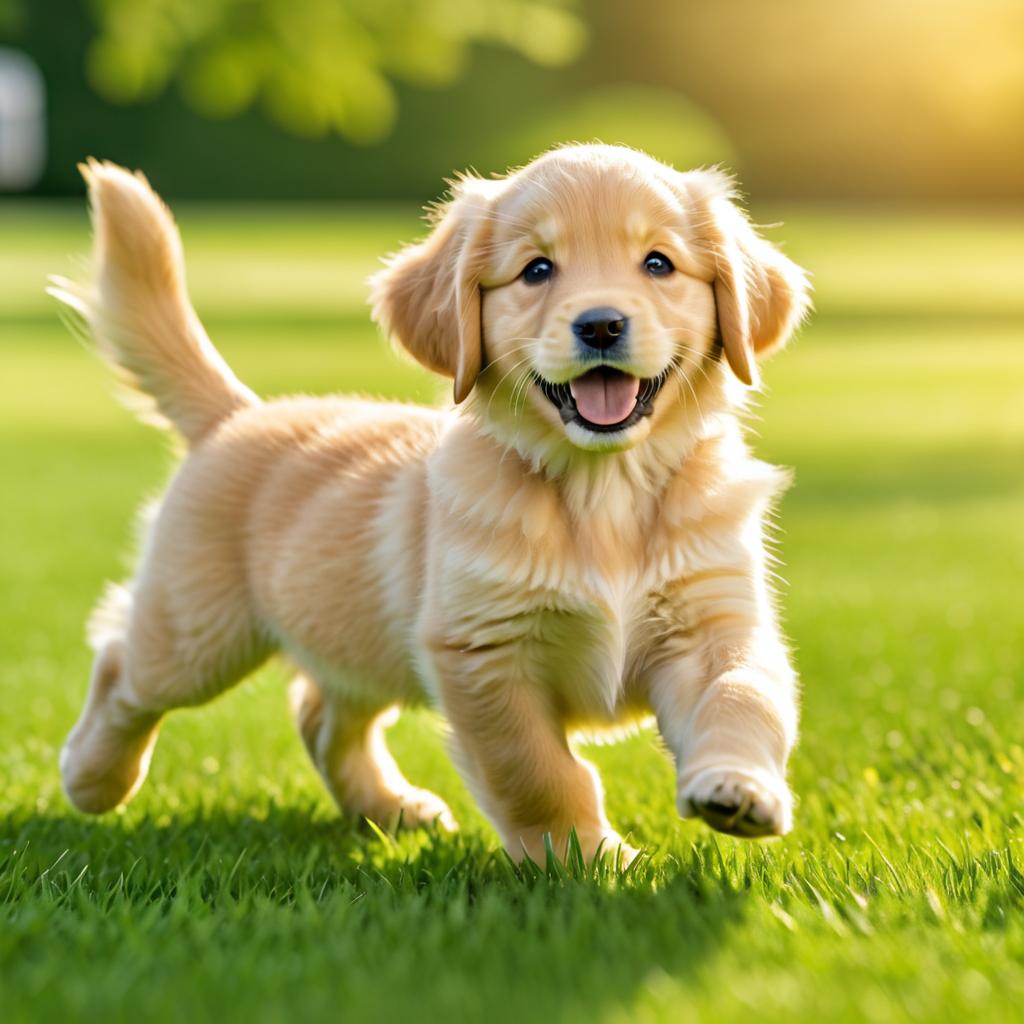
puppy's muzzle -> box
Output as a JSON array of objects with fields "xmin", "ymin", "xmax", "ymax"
[{"xmin": 572, "ymin": 307, "xmax": 629, "ymax": 351}]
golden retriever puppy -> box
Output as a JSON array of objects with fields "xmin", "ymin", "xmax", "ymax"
[{"xmin": 52, "ymin": 145, "xmax": 809, "ymax": 863}]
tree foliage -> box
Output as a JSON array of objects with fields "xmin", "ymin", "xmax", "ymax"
[
  {"xmin": 83, "ymin": 0, "xmax": 586, "ymax": 142},
  {"xmin": 0, "ymin": 0, "xmax": 25, "ymax": 36}
]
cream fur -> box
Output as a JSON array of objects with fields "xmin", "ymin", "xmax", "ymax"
[{"xmin": 54, "ymin": 146, "xmax": 810, "ymax": 863}]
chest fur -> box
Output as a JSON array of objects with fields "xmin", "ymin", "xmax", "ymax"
[
  {"xmin": 428, "ymin": 501, "xmax": 742, "ymax": 723},
  {"xmin": 423, "ymin": 427, "xmax": 788, "ymax": 722}
]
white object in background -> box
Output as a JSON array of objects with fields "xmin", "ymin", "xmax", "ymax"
[{"xmin": 0, "ymin": 47, "xmax": 46, "ymax": 190}]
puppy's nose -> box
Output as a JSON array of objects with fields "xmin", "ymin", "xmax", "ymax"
[{"xmin": 572, "ymin": 307, "xmax": 629, "ymax": 350}]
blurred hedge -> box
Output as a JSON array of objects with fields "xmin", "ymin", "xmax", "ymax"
[
  {"xmin": 8, "ymin": 0, "xmax": 735, "ymax": 199},
  {"xmin": 6, "ymin": 0, "xmax": 1024, "ymax": 201}
]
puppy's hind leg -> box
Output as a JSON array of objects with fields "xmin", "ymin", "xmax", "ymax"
[
  {"xmin": 289, "ymin": 674, "xmax": 457, "ymax": 832},
  {"xmin": 60, "ymin": 635, "xmax": 162, "ymax": 814},
  {"xmin": 62, "ymin": 581, "xmax": 271, "ymax": 814}
]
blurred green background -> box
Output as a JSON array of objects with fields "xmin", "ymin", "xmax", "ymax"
[
  {"xmin": 3, "ymin": 0, "xmax": 1024, "ymax": 200},
  {"xmin": 2, "ymin": 3, "xmax": 1024, "ymax": 1023}
]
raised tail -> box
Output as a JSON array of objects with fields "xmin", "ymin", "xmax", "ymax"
[{"xmin": 48, "ymin": 160, "xmax": 257, "ymax": 445}]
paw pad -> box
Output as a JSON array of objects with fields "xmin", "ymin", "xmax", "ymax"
[{"xmin": 679, "ymin": 766, "xmax": 792, "ymax": 838}]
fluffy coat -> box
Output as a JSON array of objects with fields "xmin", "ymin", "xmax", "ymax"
[{"xmin": 53, "ymin": 145, "xmax": 809, "ymax": 862}]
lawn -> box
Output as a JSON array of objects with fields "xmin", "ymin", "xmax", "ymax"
[{"xmin": 1, "ymin": 200, "xmax": 1022, "ymax": 1022}]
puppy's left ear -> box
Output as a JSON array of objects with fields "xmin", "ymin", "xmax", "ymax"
[
  {"xmin": 685, "ymin": 173, "xmax": 810, "ymax": 387},
  {"xmin": 370, "ymin": 178, "xmax": 495, "ymax": 404}
]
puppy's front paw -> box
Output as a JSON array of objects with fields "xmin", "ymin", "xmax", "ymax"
[{"xmin": 678, "ymin": 765, "xmax": 792, "ymax": 838}]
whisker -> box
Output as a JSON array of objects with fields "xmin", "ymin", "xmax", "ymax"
[
  {"xmin": 511, "ymin": 366, "xmax": 537, "ymax": 418},
  {"xmin": 670, "ymin": 362, "xmax": 707, "ymax": 422},
  {"xmin": 483, "ymin": 355, "xmax": 535, "ymax": 419}
]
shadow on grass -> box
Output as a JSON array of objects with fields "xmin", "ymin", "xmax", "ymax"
[{"xmin": 1, "ymin": 805, "xmax": 744, "ymax": 1023}]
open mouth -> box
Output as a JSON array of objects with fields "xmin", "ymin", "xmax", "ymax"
[{"xmin": 536, "ymin": 365, "xmax": 669, "ymax": 433}]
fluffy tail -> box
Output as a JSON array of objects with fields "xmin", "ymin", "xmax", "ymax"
[{"xmin": 48, "ymin": 160, "xmax": 257, "ymax": 445}]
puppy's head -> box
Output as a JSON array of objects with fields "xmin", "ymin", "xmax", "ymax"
[{"xmin": 371, "ymin": 145, "xmax": 809, "ymax": 454}]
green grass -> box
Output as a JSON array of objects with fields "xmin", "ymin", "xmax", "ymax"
[{"xmin": 1, "ymin": 200, "xmax": 1023, "ymax": 1023}]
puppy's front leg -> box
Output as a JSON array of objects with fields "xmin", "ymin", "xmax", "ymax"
[
  {"xmin": 648, "ymin": 563, "xmax": 799, "ymax": 838},
  {"xmin": 426, "ymin": 640, "xmax": 634, "ymax": 864}
]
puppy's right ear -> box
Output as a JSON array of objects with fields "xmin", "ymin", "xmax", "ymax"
[{"xmin": 370, "ymin": 179, "xmax": 496, "ymax": 404}]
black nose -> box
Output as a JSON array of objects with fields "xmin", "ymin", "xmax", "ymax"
[{"xmin": 572, "ymin": 307, "xmax": 629, "ymax": 350}]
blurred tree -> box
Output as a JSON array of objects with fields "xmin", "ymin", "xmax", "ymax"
[{"xmin": 84, "ymin": 0, "xmax": 586, "ymax": 142}]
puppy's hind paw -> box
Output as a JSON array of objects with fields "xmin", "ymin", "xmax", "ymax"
[
  {"xmin": 678, "ymin": 765, "xmax": 792, "ymax": 838},
  {"xmin": 387, "ymin": 787, "xmax": 459, "ymax": 833}
]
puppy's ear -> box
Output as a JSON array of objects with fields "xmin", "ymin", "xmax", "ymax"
[
  {"xmin": 685, "ymin": 172, "xmax": 810, "ymax": 387},
  {"xmin": 370, "ymin": 179, "xmax": 495, "ymax": 404}
]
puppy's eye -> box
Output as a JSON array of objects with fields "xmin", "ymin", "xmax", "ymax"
[
  {"xmin": 644, "ymin": 251, "xmax": 674, "ymax": 277},
  {"xmin": 521, "ymin": 257, "xmax": 554, "ymax": 285}
]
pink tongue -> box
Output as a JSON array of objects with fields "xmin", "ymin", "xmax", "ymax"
[{"xmin": 569, "ymin": 369, "xmax": 640, "ymax": 426}]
